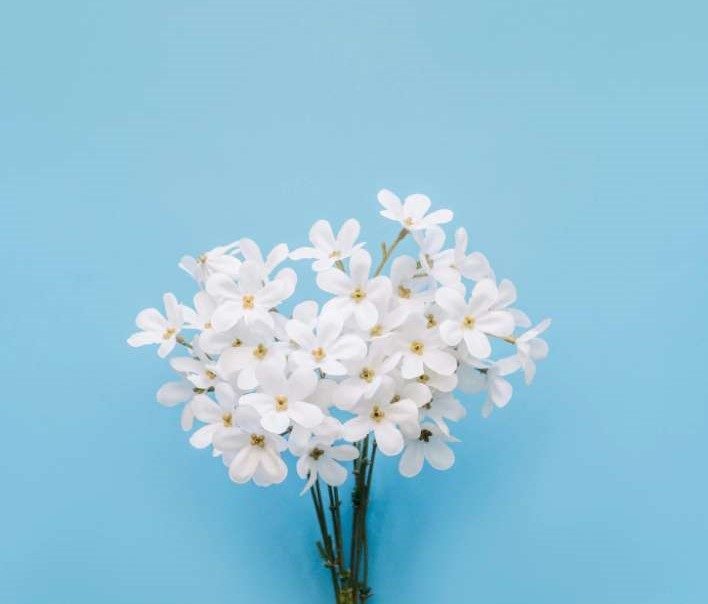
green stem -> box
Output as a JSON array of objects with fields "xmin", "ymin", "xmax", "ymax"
[
  {"xmin": 328, "ymin": 485, "xmax": 346, "ymax": 581},
  {"xmin": 373, "ymin": 228, "xmax": 408, "ymax": 276},
  {"xmin": 310, "ymin": 480, "xmax": 340, "ymax": 601},
  {"xmin": 361, "ymin": 442, "xmax": 377, "ymax": 599}
]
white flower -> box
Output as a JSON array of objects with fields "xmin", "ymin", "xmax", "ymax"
[
  {"xmin": 413, "ymin": 227, "xmax": 457, "ymax": 285},
  {"xmin": 511, "ymin": 319, "xmax": 551, "ymax": 384},
  {"xmin": 366, "ymin": 302, "xmax": 409, "ymax": 341},
  {"xmin": 217, "ymin": 325, "xmax": 286, "ymax": 390},
  {"xmin": 335, "ymin": 349, "xmax": 400, "ymax": 409},
  {"xmin": 398, "ymin": 423, "xmax": 457, "ymax": 477},
  {"xmin": 384, "ymin": 375, "xmax": 432, "ymax": 412},
  {"xmin": 451, "ymin": 227, "xmax": 491, "ymax": 281},
  {"xmin": 389, "ymin": 255, "xmax": 430, "ymax": 309},
  {"xmin": 285, "ymin": 378, "xmax": 343, "ymax": 452},
  {"xmin": 179, "ymin": 241, "xmax": 241, "ymax": 284},
  {"xmin": 238, "ymin": 238, "xmax": 290, "ymax": 280},
  {"xmin": 206, "ymin": 261, "xmax": 292, "ymax": 331},
  {"xmin": 317, "ymin": 249, "xmax": 391, "ymax": 330},
  {"xmin": 286, "ymin": 313, "xmax": 366, "ymax": 375},
  {"xmin": 491, "ymin": 279, "xmax": 532, "ymax": 328},
  {"xmin": 240, "ymin": 365, "xmax": 324, "ymax": 434},
  {"xmin": 421, "ymin": 392, "xmax": 466, "ymax": 435},
  {"xmin": 182, "ymin": 291, "xmax": 237, "ymax": 355},
  {"xmin": 214, "ymin": 406, "xmax": 288, "ymax": 486},
  {"xmin": 378, "ymin": 189, "xmax": 453, "ymax": 231},
  {"xmin": 458, "ymin": 357, "xmax": 518, "ymax": 418},
  {"xmin": 414, "ymin": 368, "xmax": 458, "ymax": 392},
  {"xmin": 189, "ymin": 382, "xmax": 240, "ymax": 449},
  {"xmin": 342, "ymin": 392, "xmax": 419, "ymax": 456},
  {"xmin": 436, "ymin": 280, "xmax": 515, "ymax": 358},
  {"xmin": 388, "ymin": 316, "xmax": 457, "ymax": 379},
  {"xmin": 296, "ymin": 437, "xmax": 359, "ymax": 494},
  {"xmin": 127, "ymin": 293, "xmax": 184, "ymax": 358},
  {"xmin": 170, "ymin": 356, "xmax": 223, "ymax": 391},
  {"xmin": 156, "ymin": 378, "xmax": 197, "ymax": 430},
  {"xmin": 290, "ymin": 219, "xmax": 364, "ymax": 271}
]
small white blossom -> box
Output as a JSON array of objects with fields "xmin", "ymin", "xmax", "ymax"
[
  {"xmin": 451, "ymin": 227, "xmax": 491, "ymax": 281},
  {"xmin": 458, "ymin": 357, "xmax": 518, "ymax": 418},
  {"xmin": 335, "ymin": 349, "xmax": 400, "ymax": 409},
  {"xmin": 286, "ymin": 313, "xmax": 366, "ymax": 375},
  {"xmin": 217, "ymin": 324, "xmax": 286, "ymax": 390},
  {"xmin": 317, "ymin": 249, "xmax": 391, "ymax": 330},
  {"xmin": 206, "ymin": 261, "xmax": 292, "ymax": 331},
  {"xmin": 238, "ymin": 238, "xmax": 290, "ymax": 280},
  {"xmin": 156, "ymin": 378, "xmax": 197, "ymax": 430},
  {"xmin": 511, "ymin": 319, "xmax": 551, "ymax": 384},
  {"xmin": 378, "ymin": 189, "xmax": 453, "ymax": 231},
  {"xmin": 240, "ymin": 365, "xmax": 324, "ymax": 434},
  {"xmin": 491, "ymin": 279, "xmax": 532, "ymax": 328},
  {"xmin": 127, "ymin": 292, "xmax": 184, "ymax": 358},
  {"xmin": 214, "ymin": 406, "xmax": 288, "ymax": 486},
  {"xmin": 179, "ymin": 241, "xmax": 241, "ymax": 284},
  {"xmin": 189, "ymin": 382, "xmax": 240, "ymax": 449},
  {"xmin": 342, "ymin": 393, "xmax": 419, "ymax": 456},
  {"xmin": 296, "ymin": 436, "xmax": 359, "ymax": 494},
  {"xmin": 436, "ymin": 280, "xmax": 515, "ymax": 358},
  {"xmin": 421, "ymin": 392, "xmax": 466, "ymax": 435},
  {"xmin": 388, "ymin": 315, "xmax": 457, "ymax": 379},
  {"xmin": 399, "ymin": 423, "xmax": 457, "ymax": 477},
  {"xmin": 290, "ymin": 219, "xmax": 364, "ymax": 271},
  {"xmin": 413, "ymin": 226, "xmax": 458, "ymax": 285}
]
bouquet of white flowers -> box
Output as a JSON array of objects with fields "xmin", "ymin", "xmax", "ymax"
[{"xmin": 128, "ymin": 189, "xmax": 550, "ymax": 602}]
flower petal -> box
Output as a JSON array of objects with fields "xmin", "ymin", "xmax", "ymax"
[
  {"xmin": 425, "ymin": 439, "xmax": 455, "ymax": 470},
  {"xmin": 423, "ymin": 349, "xmax": 457, "ymax": 375},
  {"xmin": 289, "ymin": 401, "xmax": 324, "ymax": 429},
  {"xmin": 318, "ymin": 458, "xmax": 347, "ymax": 486},
  {"xmin": 399, "ymin": 443, "xmax": 425, "ymax": 477},
  {"xmin": 373, "ymin": 422, "xmax": 404, "ymax": 456}
]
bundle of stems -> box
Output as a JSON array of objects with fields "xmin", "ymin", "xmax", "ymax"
[{"xmin": 310, "ymin": 436, "xmax": 378, "ymax": 603}]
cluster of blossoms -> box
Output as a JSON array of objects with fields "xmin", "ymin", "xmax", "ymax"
[{"xmin": 128, "ymin": 190, "xmax": 550, "ymax": 491}]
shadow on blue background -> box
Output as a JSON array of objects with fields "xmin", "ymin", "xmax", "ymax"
[{"xmin": 1, "ymin": 1, "xmax": 706, "ymax": 602}]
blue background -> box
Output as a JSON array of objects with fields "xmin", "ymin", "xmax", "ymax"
[{"xmin": 1, "ymin": 1, "xmax": 706, "ymax": 602}]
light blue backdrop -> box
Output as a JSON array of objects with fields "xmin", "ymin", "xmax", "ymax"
[{"xmin": 1, "ymin": 1, "xmax": 706, "ymax": 602}]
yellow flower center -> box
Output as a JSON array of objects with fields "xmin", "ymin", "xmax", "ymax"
[
  {"xmin": 369, "ymin": 405, "xmax": 385, "ymax": 422},
  {"xmin": 329, "ymin": 250, "xmax": 341, "ymax": 259},
  {"xmin": 162, "ymin": 327, "xmax": 176, "ymax": 340},
  {"xmin": 311, "ymin": 347, "xmax": 327, "ymax": 362},
  {"xmin": 242, "ymin": 294, "xmax": 255, "ymax": 309},
  {"xmin": 417, "ymin": 374, "xmax": 430, "ymax": 384},
  {"xmin": 250, "ymin": 434, "xmax": 265, "ymax": 448},
  {"xmin": 426, "ymin": 313, "xmax": 437, "ymax": 328},
  {"xmin": 359, "ymin": 367, "xmax": 375, "ymax": 383},
  {"xmin": 419, "ymin": 428, "xmax": 433, "ymax": 442},
  {"xmin": 350, "ymin": 288, "xmax": 367, "ymax": 302},
  {"xmin": 205, "ymin": 369, "xmax": 217, "ymax": 380},
  {"xmin": 369, "ymin": 324, "xmax": 383, "ymax": 337},
  {"xmin": 231, "ymin": 338, "xmax": 243, "ymax": 347},
  {"xmin": 404, "ymin": 217, "xmax": 414, "ymax": 227},
  {"xmin": 397, "ymin": 285, "xmax": 412, "ymax": 299},
  {"xmin": 275, "ymin": 395, "xmax": 288, "ymax": 411},
  {"xmin": 197, "ymin": 254, "xmax": 207, "ymax": 264},
  {"xmin": 309, "ymin": 447, "xmax": 325, "ymax": 460},
  {"xmin": 221, "ymin": 412, "xmax": 233, "ymax": 427},
  {"xmin": 410, "ymin": 340, "xmax": 425, "ymax": 355},
  {"xmin": 463, "ymin": 315, "xmax": 476, "ymax": 329},
  {"xmin": 204, "ymin": 321, "xmax": 212, "ymax": 329},
  {"xmin": 253, "ymin": 343, "xmax": 268, "ymax": 359}
]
